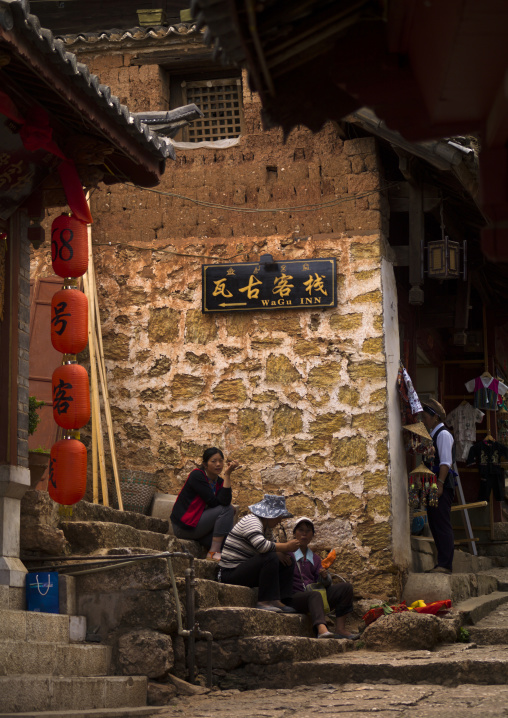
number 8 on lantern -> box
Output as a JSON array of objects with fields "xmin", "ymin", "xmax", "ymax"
[{"xmin": 51, "ymin": 214, "xmax": 88, "ymax": 278}]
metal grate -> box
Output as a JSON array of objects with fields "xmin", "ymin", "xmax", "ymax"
[{"xmin": 182, "ymin": 78, "xmax": 243, "ymax": 142}]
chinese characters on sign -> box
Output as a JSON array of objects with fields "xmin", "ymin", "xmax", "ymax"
[{"xmin": 202, "ymin": 257, "xmax": 337, "ymax": 313}]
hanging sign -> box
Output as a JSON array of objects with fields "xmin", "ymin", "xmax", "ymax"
[{"xmin": 202, "ymin": 256, "xmax": 337, "ymax": 313}]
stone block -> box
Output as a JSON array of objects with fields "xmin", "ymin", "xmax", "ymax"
[
  {"xmin": 25, "ymin": 611, "xmax": 69, "ymax": 643},
  {"xmin": 330, "ymin": 436, "xmax": 368, "ymax": 466},
  {"xmin": 0, "ymin": 608, "xmax": 27, "ymax": 640},
  {"xmin": 343, "ymin": 137, "xmax": 377, "ymax": 156},
  {"xmin": 328, "ymin": 493, "xmax": 364, "ymax": 517},
  {"xmin": 348, "ymin": 360, "xmax": 386, "ymax": 381},
  {"xmin": 266, "ymin": 355, "xmax": 301, "ymax": 385},
  {"xmin": 402, "ymin": 573, "xmax": 453, "ymax": 604},
  {"xmin": 271, "ymin": 405, "xmax": 303, "ymax": 437},
  {"xmin": 185, "ymin": 309, "xmax": 218, "ymax": 344},
  {"xmin": 69, "ymin": 615, "xmax": 86, "ymax": 643},
  {"xmin": 148, "ymin": 307, "xmax": 180, "ymax": 343},
  {"xmin": 356, "ymin": 521, "xmax": 391, "ymax": 552},
  {"xmin": 195, "ymin": 607, "xmax": 311, "ymax": 640},
  {"xmin": 59, "ymin": 574, "xmax": 76, "ymax": 615},
  {"xmin": 307, "ymin": 362, "xmax": 342, "ymax": 388},
  {"xmin": 148, "ymin": 680, "xmax": 177, "ymax": 705},
  {"xmin": 363, "ymin": 612, "xmax": 457, "ymax": 651},
  {"xmin": 351, "ymin": 289, "xmax": 382, "ymax": 305},
  {"xmin": 60, "ymin": 521, "xmax": 170, "ymax": 554},
  {"xmin": 352, "ymin": 411, "xmax": 387, "ymax": 432},
  {"xmin": 310, "ymin": 412, "xmax": 348, "ymax": 438},
  {"xmin": 151, "ymin": 493, "xmax": 178, "ymax": 526},
  {"xmin": 237, "ymin": 408, "xmax": 266, "ymax": 440},
  {"xmin": 117, "ymin": 629, "xmax": 173, "ymax": 678},
  {"xmin": 171, "ymin": 374, "xmax": 206, "ymax": 400},
  {"xmin": 213, "ymin": 379, "xmax": 248, "ymax": 403},
  {"xmin": 77, "ymin": 589, "xmax": 177, "ymax": 639}
]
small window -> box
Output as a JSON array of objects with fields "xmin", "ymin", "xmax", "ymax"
[{"xmin": 178, "ymin": 78, "xmax": 243, "ymax": 143}]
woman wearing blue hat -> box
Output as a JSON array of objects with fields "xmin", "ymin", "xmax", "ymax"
[{"xmin": 219, "ymin": 494, "xmax": 300, "ymax": 612}]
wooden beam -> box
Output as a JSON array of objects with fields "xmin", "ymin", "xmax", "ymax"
[
  {"xmin": 392, "ymin": 246, "xmax": 409, "ymax": 266},
  {"xmin": 408, "ymin": 180, "xmax": 424, "ymax": 303},
  {"xmin": 454, "ymin": 274, "xmax": 471, "ymax": 330}
]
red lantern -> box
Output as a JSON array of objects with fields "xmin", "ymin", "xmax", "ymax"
[
  {"xmin": 48, "ymin": 438, "xmax": 87, "ymax": 505},
  {"xmin": 52, "ymin": 363, "xmax": 90, "ymax": 429},
  {"xmin": 51, "ymin": 214, "xmax": 88, "ymax": 278},
  {"xmin": 51, "ymin": 287, "xmax": 88, "ymax": 354}
]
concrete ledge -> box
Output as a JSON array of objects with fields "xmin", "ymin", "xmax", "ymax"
[{"xmin": 0, "ymin": 465, "xmax": 30, "ymax": 498}]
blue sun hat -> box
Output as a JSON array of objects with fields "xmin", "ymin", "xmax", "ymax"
[{"xmin": 248, "ymin": 494, "xmax": 293, "ymax": 519}]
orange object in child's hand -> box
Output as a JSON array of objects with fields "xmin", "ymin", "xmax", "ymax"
[{"xmin": 321, "ymin": 549, "xmax": 336, "ymax": 570}]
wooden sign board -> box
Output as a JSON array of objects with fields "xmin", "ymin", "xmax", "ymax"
[{"xmin": 202, "ymin": 257, "xmax": 337, "ymax": 313}]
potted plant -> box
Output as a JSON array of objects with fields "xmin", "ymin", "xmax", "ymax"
[{"xmin": 28, "ymin": 396, "xmax": 50, "ymax": 488}]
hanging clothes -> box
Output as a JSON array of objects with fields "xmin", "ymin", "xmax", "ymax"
[
  {"xmin": 397, "ymin": 365, "xmax": 423, "ymax": 415},
  {"xmin": 466, "ymin": 439, "xmax": 508, "ymax": 502},
  {"xmin": 464, "ymin": 375, "xmax": 508, "ymax": 411},
  {"xmin": 445, "ymin": 402, "xmax": 485, "ymax": 462}
]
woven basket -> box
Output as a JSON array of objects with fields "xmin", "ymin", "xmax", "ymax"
[{"xmin": 119, "ymin": 471, "xmax": 157, "ymax": 515}]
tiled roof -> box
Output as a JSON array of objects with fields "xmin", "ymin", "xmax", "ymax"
[
  {"xmin": 57, "ymin": 23, "xmax": 201, "ymax": 49},
  {"xmin": 3, "ymin": 1, "xmax": 176, "ymax": 160}
]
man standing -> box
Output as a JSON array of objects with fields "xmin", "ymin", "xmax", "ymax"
[{"xmin": 421, "ymin": 398, "xmax": 455, "ymax": 574}]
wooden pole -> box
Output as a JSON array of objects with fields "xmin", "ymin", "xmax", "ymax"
[
  {"xmin": 84, "ymin": 225, "xmax": 109, "ymax": 506},
  {"xmin": 88, "ymin": 258, "xmax": 123, "ymax": 511}
]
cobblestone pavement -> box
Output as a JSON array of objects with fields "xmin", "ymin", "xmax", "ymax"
[{"xmin": 154, "ymin": 683, "xmax": 508, "ymax": 718}]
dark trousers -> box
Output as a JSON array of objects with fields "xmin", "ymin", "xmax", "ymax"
[
  {"xmin": 288, "ymin": 582, "xmax": 354, "ymax": 629},
  {"xmin": 220, "ymin": 552, "xmax": 295, "ymax": 601},
  {"xmin": 427, "ymin": 486, "xmax": 454, "ymax": 570}
]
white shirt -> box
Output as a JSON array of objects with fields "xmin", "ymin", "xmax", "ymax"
[{"xmin": 430, "ymin": 422, "xmax": 454, "ymax": 468}]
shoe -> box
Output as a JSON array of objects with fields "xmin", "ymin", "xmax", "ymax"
[
  {"xmin": 333, "ymin": 632, "xmax": 360, "ymax": 640},
  {"xmin": 205, "ymin": 551, "xmax": 221, "ymax": 562},
  {"xmin": 427, "ymin": 566, "xmax": 452, "ymax": 575},
  {"xmin": 317, "ymin": 631, "xmax": 335, "ymax": 639},
  {"xmin": 256, "ymin": 602, "xmax": 282, "ymax": 612},
  {"xmin": 279, "ymin": 605, "xmax": 297, "ymax": 613}
]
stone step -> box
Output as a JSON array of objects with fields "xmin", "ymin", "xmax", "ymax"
[
  {"xmin": 195, "ymin": 606, "xmax": 312, "ymax": 640},
  {"xmin": 0, "ymin": 609, "xmax": 72, "ymax": 644},
  {"xmin": 467, "ymin": 627, "xmax": 508, "ymax": 644},
  {"xmin": 455, "ymin": 591, "xmax": 508, "ymax": 625},
  {"xmin": 465, "ymin": 592, "xmax": 508, "ymax": 644},
  {"xmin": 411, "ymin": 540, "xmax": 496, "ymax": 574},
  {"xmin": 0, "ymin": 675, "xmax": 147, "ymax": 713},
  {"xmin": 194, "ymin": 634, "xmax": 354, "ymax": 671},
  {"xmin": 402, "ymin": 571, "xmax": 499, "ymax": 605},
  {"xmin": 212, "ymin": 644, "xmax": 508, "ymax": 690},
  {"xmin": 60, "ymin": 522, "xmax": 172, "ymax": 554},
  {"xmin": 1, "ymin": 709, "xmax": 161, "ymax": 718},
  {"xmin": 176, "ymin": 578, "xmax": 257, "ymax": 609},
  {"xmin": 0, "ymin": 640, "xmax": 111, "ymax": 676},
  {"xmin": 479, "ymin": 566, "xmax": 508, "ymax": 591}
]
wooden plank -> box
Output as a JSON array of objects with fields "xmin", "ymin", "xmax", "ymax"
[{"xmin": 412, "ymin": 500, "xmax": 488, "ymax": 518}]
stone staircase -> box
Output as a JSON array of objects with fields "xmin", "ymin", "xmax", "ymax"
[
  {"xmin": 0, "ymin": 587, "xmax": 154, "ymax": 716},
  {"xmin": 14, "ymin": 491, "xmax": 508, "ymax": 705}
]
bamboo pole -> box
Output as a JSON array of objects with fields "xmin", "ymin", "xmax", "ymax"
[
  {"xmin": 88, "ymin": 256, "xmax": 123, "ymax": 511},
  {"xmin": 84, "ymin": 226, "xmax": 109, "ymax": 506},
  {"xmin": 82, "ymin": 270, "xmax": 99, "ymax": 504}
]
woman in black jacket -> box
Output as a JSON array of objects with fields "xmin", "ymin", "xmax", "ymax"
[{"xmin": 170, "ymin": 447, "xmax": 239, "ymax": 560}]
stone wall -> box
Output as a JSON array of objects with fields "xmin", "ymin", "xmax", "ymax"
[{"xmin": 31, "ymin": 45, "xmax": 404, "ymax": 597}]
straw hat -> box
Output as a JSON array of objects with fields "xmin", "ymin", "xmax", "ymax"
[
  {"xmin": 421, "ymin": 397, "xmax": 446, "ymax": 422},
  {"xmin": 402, "ymin": 422, "xmax": 432, "ymax": 442},
  {"xmin": 410, "ymin": 462, "xmax": 436, "ymax": 477}
]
